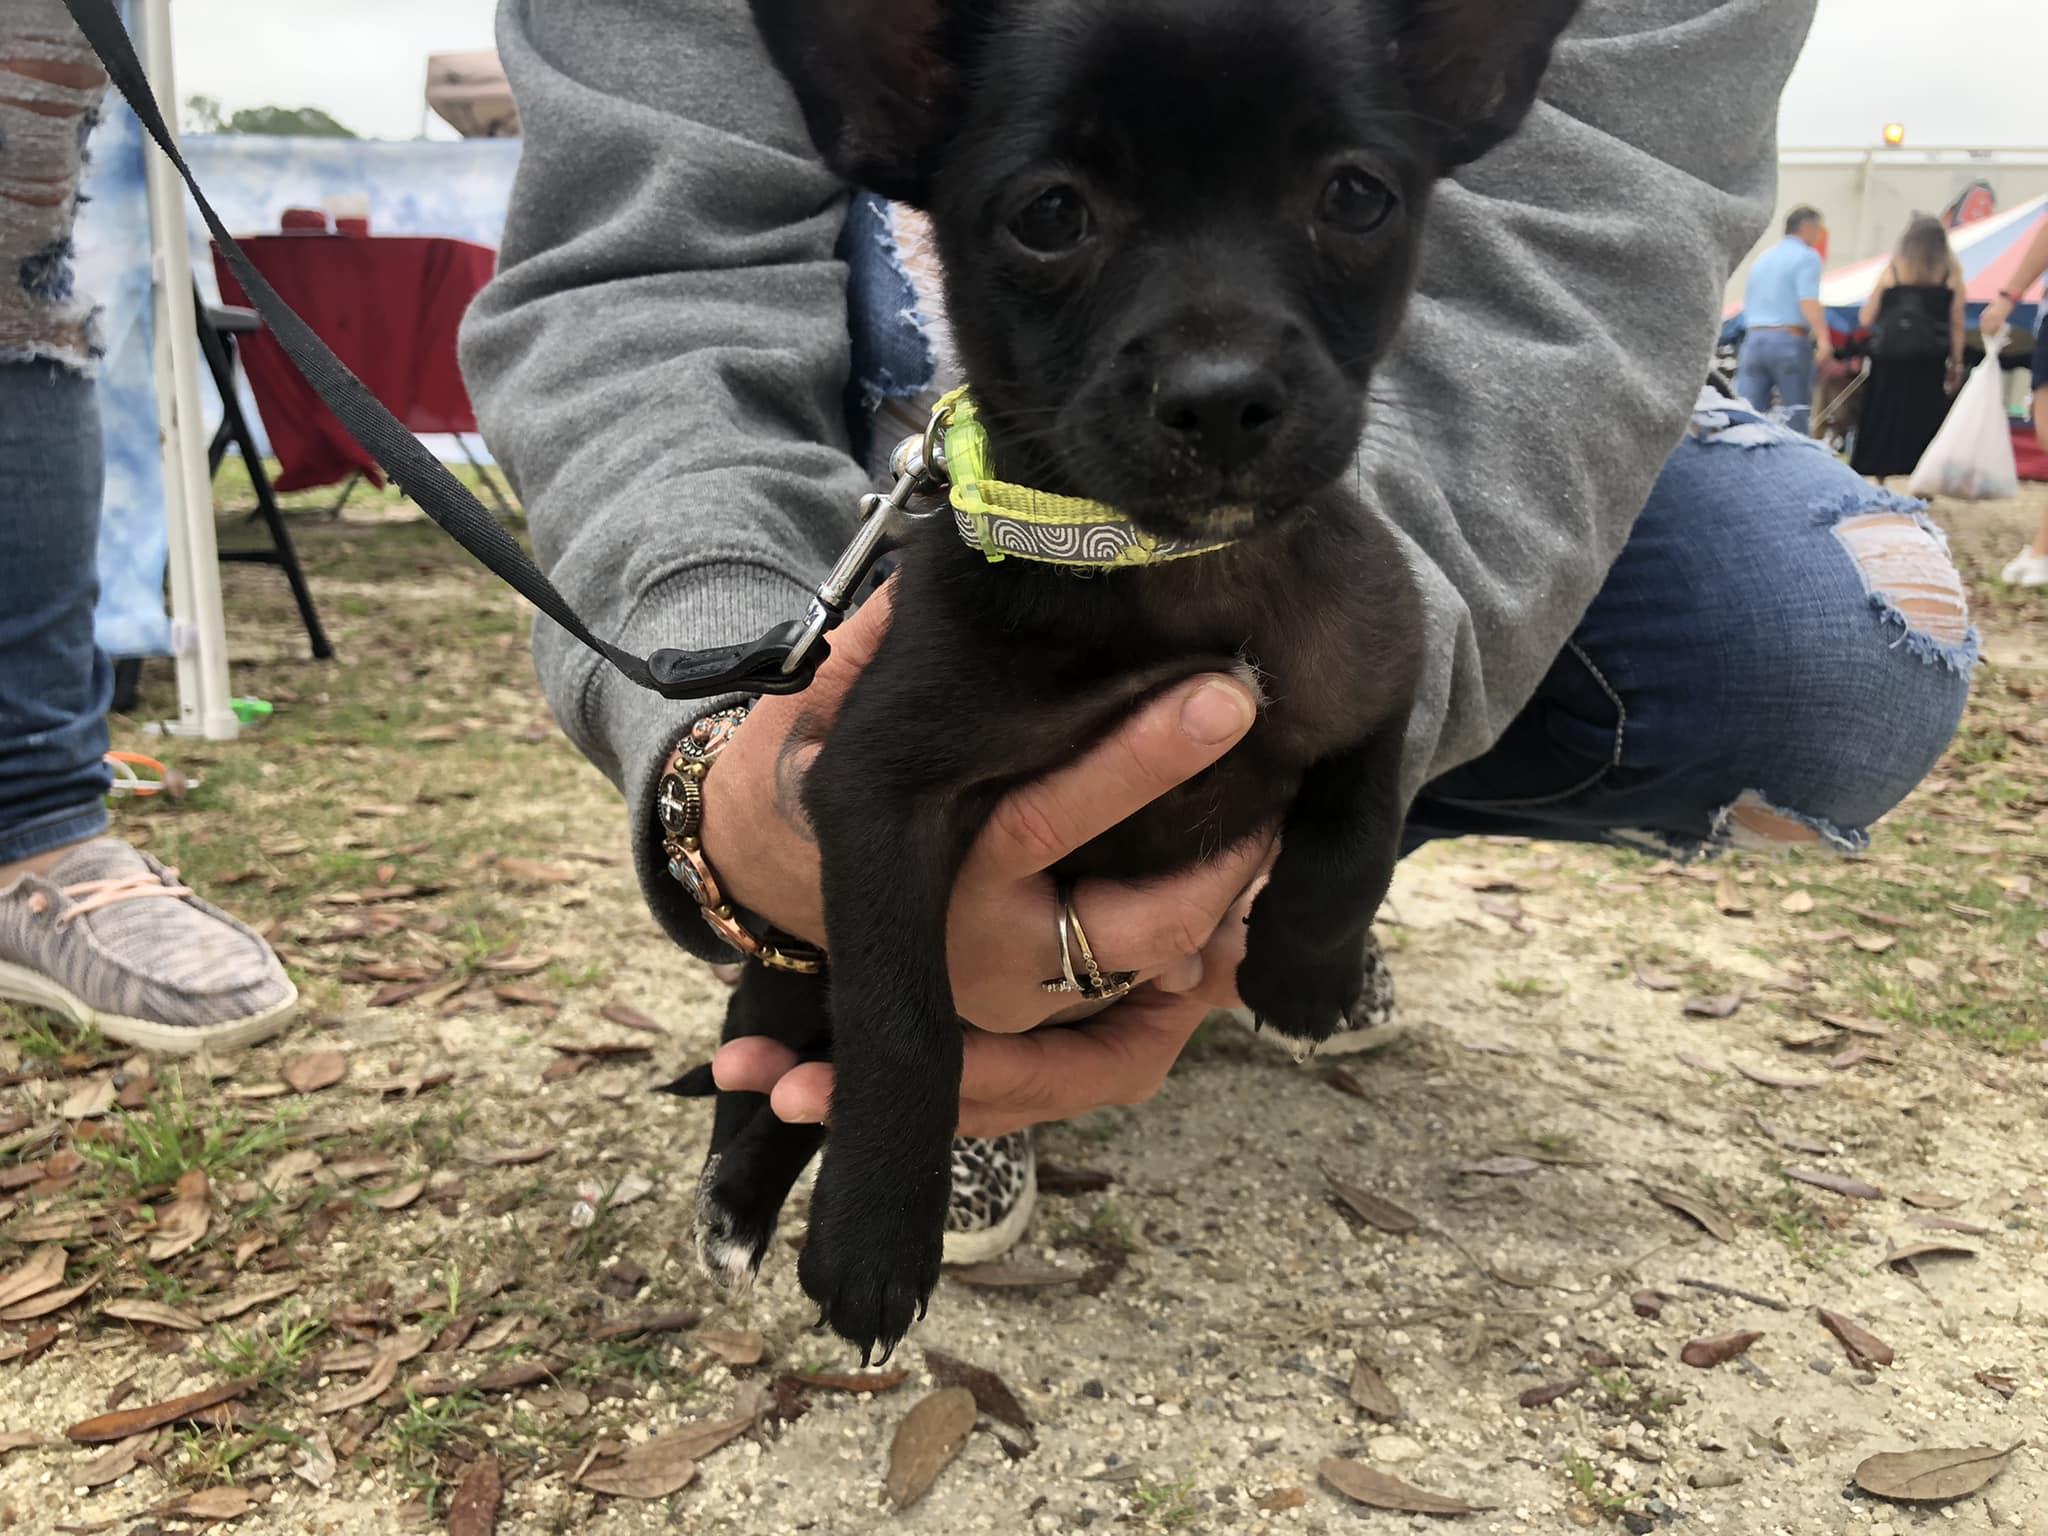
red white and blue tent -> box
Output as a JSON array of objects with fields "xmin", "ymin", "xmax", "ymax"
[{"xmin": 1725, "ymin": 193, "xmax": 2046, "ymax": 342}]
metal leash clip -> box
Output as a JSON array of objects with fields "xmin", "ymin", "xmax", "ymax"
[{"xmin": 775, "ymin": 407, "xmax": 954, "ymax": 683}]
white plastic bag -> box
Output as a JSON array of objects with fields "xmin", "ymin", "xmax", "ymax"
[{"xmin": 1907, "ymin": 334, "xmax": 2018, "ymax": 501}]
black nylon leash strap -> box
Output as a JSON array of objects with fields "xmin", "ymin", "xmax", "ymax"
[{"xmin": 65, "ymin": 0, "xmax": 821, "ymax": 700}]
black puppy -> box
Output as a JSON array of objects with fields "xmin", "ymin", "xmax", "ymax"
[{"xmin": 688, "ymin": 0, "xmax": 1583, "ymax": 1360}]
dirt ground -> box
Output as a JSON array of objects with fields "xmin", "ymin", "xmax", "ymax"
[{"xmin": 1, "ymin": 472, "xmax": 2044, "ymax": 1536}]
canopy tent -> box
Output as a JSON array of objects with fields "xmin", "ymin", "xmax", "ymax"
[
  {"xmin": 426, "ymin": 50, "xmax": 517, "ymax": 138},
  {"xmin": 1724, "ymin": 194, "xmax": 2046, "ymax": 342}
]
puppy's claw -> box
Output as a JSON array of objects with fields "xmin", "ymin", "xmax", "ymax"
[
  {"xmin": 811, "ymin": 1310, "xmax": 830, "ymax": 1334},
  {"xmin": 860, "ymin": 1342, "xmax": 874, "ymax": 1369},
  {"xmin": 657, "ymin": 1062, "xmax": 718, "ymax": 1097},
  {"xmin": 874, "ymin": 1338, "xmax": 897, "ymax": 1369},
  {"xmin": 916, "ymin": 1296, "xmax": 929, "ymax": 1323}
]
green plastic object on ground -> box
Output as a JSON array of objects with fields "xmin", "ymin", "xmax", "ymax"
[{"xmin": 230, "ymin": 697, "xmax": 273, "ymax": 726}]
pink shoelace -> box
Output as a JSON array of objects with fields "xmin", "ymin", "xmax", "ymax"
[{"xmin": 26, "ymin": 867, "xmax": 193, "ymax": 926}]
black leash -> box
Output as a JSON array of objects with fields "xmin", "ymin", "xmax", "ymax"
[{"xmin": 66, "ymin": 0, "xmax": 825, "ymax": 700}]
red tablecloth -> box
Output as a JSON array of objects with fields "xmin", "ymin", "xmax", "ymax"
[{"xmin": 213, "ymin": 235, "xmax": 496, "ymax": 492}]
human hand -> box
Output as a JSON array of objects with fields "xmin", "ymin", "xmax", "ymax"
[
  {"xmin": 699, "ymin": 581, "xmax": 1274, "ymax": 1035},
  {"xmin": 1945, "ymin": 356, "xmax": 1965, "ymax": 395},
  {"xmin": 1979, "ymin": 296, "xmax": 2014, "ymax": 343}
]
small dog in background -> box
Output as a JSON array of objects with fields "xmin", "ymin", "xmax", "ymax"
[{"xmin": 683, "ymin": 0, "xmax": 1584, "ymax": 1360}]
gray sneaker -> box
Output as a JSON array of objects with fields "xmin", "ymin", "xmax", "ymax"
[
  {"xmin": 0, "ymin": 838, "xmax": 298, "ymax": 1054},
  {"xmin": 942, "ymin": 1131, "xmax": 1036, "ymax": 1265}
]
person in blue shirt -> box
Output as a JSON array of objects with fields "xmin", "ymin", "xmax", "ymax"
[{"xmin": 1735, "ymin": 206, "xmax": 1835, "ymax": 431}]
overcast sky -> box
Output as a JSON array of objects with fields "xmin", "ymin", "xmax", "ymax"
[{"xmin": 168, "ymin": 0, "xmax": 2043, "ymax": 148}]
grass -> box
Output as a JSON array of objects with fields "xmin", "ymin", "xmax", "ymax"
[
  {"xmin": 76, "ymin": 1084, "xmax": 297, "ymax": 1195},
  {"xmin": 1131, "ymin": 1477, "xmax": 1201, "ymax": 1528},
  {"xmin": 1565, "ymin": 1453, "xmax": 1631, "ymax": 1520},
  {"xmin": 1492, "ymin": 973, "xmax": 1559, "ymax": 999},
  {"xmin": 388, "ymin": 1389, "xmax": 488, "ymax": 1506},
  {"xmin": 203, "ymin": 1307, "xmax": 330, "ymax": 1391},
  {"xmin": 11, "ymin": 1014, "xmax": 108, "ymax": 1069},
  {"xmin": 168, "ymin": 1424, "xmax": 303, "ymax": 1489}
]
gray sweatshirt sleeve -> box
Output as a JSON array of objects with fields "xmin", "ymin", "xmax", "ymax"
[{"xmin": 461, "ymin": 0, "xmax": 1814, "ymax": 950}]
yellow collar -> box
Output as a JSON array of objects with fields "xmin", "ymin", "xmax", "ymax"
[{"xmin": 938, "ymin": 388, "xmax": 1246, "ymax": 570}]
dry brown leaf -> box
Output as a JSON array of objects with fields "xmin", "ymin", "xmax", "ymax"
[
  {"xmin": 0, "ymin": 1274, "xmax": 95, "ymax": 1322},
  {"xmin": 1324, "ymin": 1171, "xmax": 1422, "ymax": 1234},
  {"xmin": 1910, "ymin": 1214, "xmax": 1993, "ymax": 1236},
  {"xmin": 545, "ymin": 1040, "xmax": 651, "ymax": 1060},
  {"xmin": 1899, "ymin": 1190, "xmax": 1965, "ymax": 1210},
  {"xmin": 1256, "ymin": 1487, "xmax": 1309, "ymax": 1512},
  {"xmin": 1318, "ymin": 1458, "xmax": 1490, "ymax": 1516},
  {"xmin": 1633, "ymin": 967, "xmax": 1681, "ymax": 992},
  {"xmin": 0, "ymin": 1431, "xmax": 48, "ymax": 1457},
  {"xmin": 1817, "ymin": 1308, "xmax": 1894, "ymax": 1369},
  {"xmin": 329, "ymin": 1156, "xmax": 401, "ymax": 1183},
  {"xmin": 924, "ymin": 1348, "xmax": 1031, "ymax": 1432},
  {"xmin": 697, "ymin": 1329, "xmax": 766, "ymax": 1367},
  {"xmin": 1733, "ymin": 1061, "xmax": 1822, "ymax": 1090},
  {"xmin": 0, "ymin": 1245, "xmax": 65, "ymax": 1311},
  {"xmin": 1853, "ymin": 1444, "xmax": 2014, "ymax": 1502},
  {"xmin": 639, "ymin": 1412, "xmax": 759, "ymax": 1466},
  {"xmin": 587, "ymin": 1308, "xmax": 699, "ymax": 1344},
  {"xmin": 1680, "ymin": 1331, "xmax": 1763, "ymax": 1369},
  {"xmin": 67, "ymin": 1380, "xmax": 247, "ymax": 1442},
  {"xmin": 474, "ymin": 1143, "xmax": 557, "ymax": 1167},
  {"xmin": 58, "ymin": 1077, "xmax": 117, "ymax": 1120},
  {"xmin": 1778, "ymin": 890, "xmax": 1817, "ymax": 914},
  {"xmin": 1642, "ymin": 1185, "xmax": 1735, "ymax": 1242},
  {"xmin": 102, "ymin": 1298, "xmax": 204, "ymax": 1331},
  {"xmin": 1883, "ymin": 1239, "xmax": 1980, "ymax": 1268},
  {"xmin": 292, "ymin": 1430, "xmax": 337, "ymax": 1489},
  {"xmin": 1034, "ymin": 1163, "xmax": 1116, "ymax": 1196},
  {"xmin": 445, "ymin": 1454, "xmax": 503, "ymax": 1536},
  {"xmin": 315, "ymin": 1349, "xmax": 398, "ymax": 1415},
  {"xmin": 282, "ymin": 1050, "xmax": 347, "ymax": 1094},
  {"xmin": 1683, "ymin": 994, "xmax": 1744, "ymax": 1020},
  {"xmin": 1459, "ymin": 1155, "xmax": 1542, "ymax": 1177},
  {"xmin": 1974, "ymin": 1371, "xmax": 2017, "ymax": 1400},
  {"xmin": 157, "ymin": 1487, "xmax": 256, "ymax": 1520},
  {"xmin": 366, "ymin": 1176, "xmax": 428, "ymax": 1212},
  {"xmin": 577, "ymin": 1435, "xmax": 700, "ymax": 1500},
  {"xmin": 1753, "ymin": 1117, "xmax": 1831, "ymax": 1156},
  {"xmin": 261, "ymin": 1148, "xmax": 324, "ymax": 1192},
  {"xmin": 491, "ymin": 984, "xmax": 558, "ymax": 1010},
  {"xmin": 1852, "ymin": 933, "xmax": 1898, "ymax": 955},
  {"xmin": 946, "ymin": 1261, "xmax": 1085, "ymax": 1289},
  {"xmin": 196, "ymin": 1278, "xmax": 299, "ymax": 1322},
  {"xmin": 76, "ymin": 1432, "xmax": 152, "ymax": 1489},
  {"xmin": 598, "ymin": 1002, "xmax": 664, "ymax": 1035},
  {"xmin": 1713, "ymin": 877, "xmax": 1754, "ymax": 917},
  {"xmin": 496, "ymin": 857, "xmax": 577, "ymax": 886},
  {"xmin": 1784, "ymin": 1167, "xmax": 1882, "ymax": 1200},
  {"xmin": 1518, "ymin": 1378, "xmax": 1585, "ymax": 1409},
  {"xmin": 1348, "ymin": 1359, "xmax": 1402, "ymax": 1422},
  {"xmin": 790, "ymin": 1368, "xmax": 909, "ymax": 1394},
  {"xmin": 885, "ymin": 1387, "xmax": 977, "ymax": 1510},
  {"xmin": 1630, "ymin": 1289, "xmax": 1673, "ymax": 1320}
]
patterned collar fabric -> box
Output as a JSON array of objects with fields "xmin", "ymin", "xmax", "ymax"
[{"xmin": 938, "ymin": 389, "xmax": 1245, "ymax": 571}]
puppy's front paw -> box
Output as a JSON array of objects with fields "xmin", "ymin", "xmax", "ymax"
[
  {"xmin": 798, "ymin": 1153, "xmax": 946, "ymax": 1364},
  {"xmin": 1236, "ymin": 932, "xmax": 1369, "ymax": 1055},
  {"xmin": 694, "ymin": 1154, "xmax": 767, "ymax": 1298}
]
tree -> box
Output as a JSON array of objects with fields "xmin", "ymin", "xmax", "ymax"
[{"xmin": 180, "ymin": 96, "xmax": 358, "ymax": 139}]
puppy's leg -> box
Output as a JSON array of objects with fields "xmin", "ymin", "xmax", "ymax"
[
  {"xmin": 795, "ymin": 775, "xmax": 978, "ymax": 1362},
  {"xmin": 693, "ymin": 964, "xmax": 830, "ymax": 1293},
  {"xmin": 1236, "ymin": 720, "xmax": 1411, "ymax": 1048}
]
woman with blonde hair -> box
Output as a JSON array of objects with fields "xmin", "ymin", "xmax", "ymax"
[{"xmin": 1851, "ymin": 215, "xmax": 1966, "ymax": 479}]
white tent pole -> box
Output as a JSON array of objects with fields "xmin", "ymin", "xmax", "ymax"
[{"xmin": 139, "ymin": 0, "xmax": 238, "ymax": 742}]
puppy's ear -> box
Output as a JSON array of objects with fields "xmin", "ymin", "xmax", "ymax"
[
  {"xmin": 1389, "ymin": 0, "xmax": 1583, "ymax": 167},
  {"xmin": 749, "ymin": 0, "xmax": 993, "ymax": 204}
]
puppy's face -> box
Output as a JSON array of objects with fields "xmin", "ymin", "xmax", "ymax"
[{"xmin": 755, "ymin": 0, "xmax": 1581, "ymax": 539}]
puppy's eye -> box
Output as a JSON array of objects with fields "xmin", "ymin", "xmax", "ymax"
[
  {"xmin": 1009, "ymin": 186, "xmax": 1093, "ymax": 254},
  {"xmin": 1317, "ymin": 168, "xmax": 1396, "ymax": 234}
]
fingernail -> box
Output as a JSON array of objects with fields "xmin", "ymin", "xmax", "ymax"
[
  {"xmin": 1181, "ymin": 679, "xmax": 1255, "ymax": 745},
  {"xmin": 1156, "ymin": 955, "xmax": 1204, "ymax": 994}
]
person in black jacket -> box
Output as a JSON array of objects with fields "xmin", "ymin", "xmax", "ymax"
[{"xmin": 1851, "ymin": 216, "xmax": 1967, "ymax": 480}]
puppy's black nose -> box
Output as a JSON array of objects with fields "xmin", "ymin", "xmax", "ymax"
[{"xmin": 1152, "ymin": 355, "xmax": 1287, "ymax": 469}]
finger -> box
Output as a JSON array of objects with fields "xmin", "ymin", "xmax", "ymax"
[
  {"xmin": 957, "ymin": 990, "xmax": 1209, "ymax": 1123},
  {"xmin": 1174, "ymin": 866, "xmax": 1271, "ymax": 1011},
  {"xmin": 1070, "ymin": 826, "xmax": 1277, "ymax": 977},
  {"xmin": 767, "ymin": 1060, "xmax": 835, "ymax": 1124},
  {"xmin": 711, "ymin": 1036, "xmax": 800, "ymax": 1095},
  {"xmin": 964, "ymin": 674, "xmax": 1257, "ymax": 881}
]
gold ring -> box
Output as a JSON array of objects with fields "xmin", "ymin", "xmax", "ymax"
[{"xmin": 1060, "ymin": 881, "xmax": 1138, "ymax": 1004}]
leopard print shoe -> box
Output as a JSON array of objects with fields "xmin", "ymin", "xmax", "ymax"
[
  {"xmin": 1236, "ymin": 925, "xmax": 1406, "ymax": 1058},
  {"xmin": 941, "ymin": 1131, "xmax": 1036, "ymax": 1265}
]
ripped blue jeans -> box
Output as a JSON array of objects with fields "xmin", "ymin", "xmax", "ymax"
[{"xmin": 1407, "ymin": 395, "xmax": 1974, "ymax": 856}]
